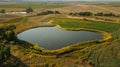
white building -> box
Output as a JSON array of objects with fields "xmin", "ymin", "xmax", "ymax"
[{"xmin": 6, "ymin": 12, "xmax": 27, "ymax": 14}]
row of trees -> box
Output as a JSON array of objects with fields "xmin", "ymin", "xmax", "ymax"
[
  {"xmin": 69, "ymin": 12, "xmax": 120, "ymax": 17},
  {"xmin": 69, "ymin": 12, "xmax": 93, "ymax": 16},
  {"xmin": 94, "ymin": 12, "xmax": 119, "ymax": 17},
  {"xmin": 37, "ymin": 10, "xmax": 61, "ymax": 16},
  {"xmin": 0, "ymin": 7, "xmax": 33, "ymax": 14}
]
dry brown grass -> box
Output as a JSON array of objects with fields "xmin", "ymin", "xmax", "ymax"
[{"xmin": 47, "ymin": 2, "xmax": 120, "ymax": 14}]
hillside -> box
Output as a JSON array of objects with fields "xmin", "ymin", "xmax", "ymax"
[{"xmin": 0, "ymin": 1, "xmax": 120, "ymax": 67}]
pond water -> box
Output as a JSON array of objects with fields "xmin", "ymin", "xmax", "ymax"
[{"xmin": 17, "ymin": 27, "xmax": 102, "ymax": 50}]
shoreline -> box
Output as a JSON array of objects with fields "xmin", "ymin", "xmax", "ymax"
[{"xmin": 16, "ymin": 21, "xmax": 112, "ymax": 55}]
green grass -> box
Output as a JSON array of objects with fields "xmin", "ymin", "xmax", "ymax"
[
  {"xmin": 48, "ymin": 17, "xmax": 120, "ymax": 38},
  {"xmin": 48, "ymin": 18, "xmax": 120, "ymax": 33}
]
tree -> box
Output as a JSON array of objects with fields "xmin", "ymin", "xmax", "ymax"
[
  {"xmin": 95, "ymin": 12, "xmax": 104, "ymax": 16},
  {"xmin": 0, "ymin": 44, "xmax": 11, "ymax": 65},
  {"xmin": 25, "ymin": 7, "xmax": 33, "ymax": 13},
  {"xmin": 78, "ymin": 12, "xmax": 93, "ymax": 16},
  {"xmin": 0, "ymin": 25, "xmax": 16, "ymax": 41},
  {"xmin": 47, "ymin": 10, "xmax": 54, "ymax": 14},
  {"xmin": 69, "ymin": 12, "xmax": 73, "ymax": 15},
  {"xmin": 55, "ymin": 11, "xmax": 61, "ymax": 14},
  {"xmin": 0, "ymin": 9, "xmax": 5, "ymax": 13},
  {"xmin": 104, "ymin": 13, "xmax": 115, "ymax": 17},
  {"xmin": 5, "ymin": 30, "xmax": 16, "ymax": 41}
]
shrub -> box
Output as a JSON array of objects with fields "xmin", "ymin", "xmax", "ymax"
[
  {"xmin": 37, "ymin": 10, "xmax": 61, "ymax": 16},
  {"xmin": 25, "ymin": 7, "xmax": 33, "ymax": 13},
  {"xmin": 78, "ymin": 12, "xmax": 93, "ymax": 16},
  {"xmin": 0, "ymin": 9, "xmax": 6, "ymax": 13},
  {"xmin": 0, "ymin": 44, "xmax": 11, "ymax": 64},
  {"xmin": 95, "ymin": 12, "xmax": 104, "ymax": 16}
]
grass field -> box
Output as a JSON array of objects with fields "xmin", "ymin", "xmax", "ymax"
[{"xmin": 48, "ymin": 18, "xmax": 120, "ymax": 33}]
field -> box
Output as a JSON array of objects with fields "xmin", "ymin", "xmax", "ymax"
[
  {"xmin": 0, "ymin": 1, "xmax": 120, "ymax": 67},
  {"xmin": 0, "ymin": 2, "xmax": 66, "ymax": 11},
  {"xmin": 48, "ymin": 2, "xmax": 120, "ymax": 14}
]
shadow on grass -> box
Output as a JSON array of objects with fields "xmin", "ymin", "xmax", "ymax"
[{"xmin": 1, "ymin": 55, "xmax": 29, "ymax": 67}]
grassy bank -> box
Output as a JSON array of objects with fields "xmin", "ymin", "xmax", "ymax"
[{"xmin": 45, "ymin": 18, "xmax": 120, "ymax": 67}]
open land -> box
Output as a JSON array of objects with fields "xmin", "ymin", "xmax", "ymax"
[{"xmin": 0, "ymin": 1, "xmax": 120, "ymax": 67}]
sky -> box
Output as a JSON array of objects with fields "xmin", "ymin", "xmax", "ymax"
[
  {"xmin": 22, "ymin": 0, "xmax": 120, "ymax": 1},
  {"xmin": 0, "ymin": 0, "xmax": 120, "ymax": 2}
]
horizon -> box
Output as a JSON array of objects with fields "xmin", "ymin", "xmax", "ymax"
[{"xmin": 0, "ymin": 0, "xmax": 120, "ymax": 2}]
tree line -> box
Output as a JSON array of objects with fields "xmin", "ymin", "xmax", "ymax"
[
  {"xmin": 37, "ymin": 10, "xmax": 61, "ymax": 16},
  {"xmin": 0, "ymin": 7, "xmax": 33, "ymax": 14},
  {"xmin": 69, "ymin": 12, "xmax": 120, "ymax": 17}
]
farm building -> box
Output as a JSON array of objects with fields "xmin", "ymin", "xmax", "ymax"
[{"xmin": 5, "ymin": 12, "xmax": 27, "ymax": 14}]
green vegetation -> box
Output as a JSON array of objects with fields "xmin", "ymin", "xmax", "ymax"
[
  {"xmin": 0, "ymin": 25, "xmax": 23, "ymax": 67},
  {"xmin": 69, "ymin": 12, "xmax": 120, "ymax": 17},
  {"xmin": 0, "ymin": 25, "xmax": 16, "ymax": 42},
  {"xmin": 0, "ymin": 9, "xmax": 6, "ymax": 13},
  {"xmin": 46, "ymin": 18, "xmax": 120, "ymax": 67},
  {"xmin": 0, "ymin": 1, "xmax": 119, "ymax": 67},
  {"xmin": 0, "ymin": 44, "xmax": 11, "ymax": 65},
  {"xmin": 69, "ymin": 12, "xmax": 93, "ymax": 16},
  {"xmin": 95, "ymin": 12, "xmax": 120, "ymax": 17},
  {"xmin": 25, "ymin": 7, "xmax": 33, "ymax": 13},
  {"xmin": 0, "ymin": 13, "xmax": 120, "ymax": 66},
  {"xmin": 37, "ymin": 10, "xmax": 61, "ymax": 16},
  {"xmin": 49, "ymin": 18, "xmax": 120, "ymax": 33}
]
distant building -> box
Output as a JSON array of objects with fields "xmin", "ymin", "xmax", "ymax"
[{"xmin": 5, "ymin": 12, "xmax": 27, "ymax": 14}]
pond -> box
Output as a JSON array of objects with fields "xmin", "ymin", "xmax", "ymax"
[{"xmin": 17, "ymin": 27, "xmax": 102, "ymax": 50}]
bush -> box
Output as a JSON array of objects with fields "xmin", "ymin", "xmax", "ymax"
[
  {"xmin": 95, "ymin": 12, "xmax": 104, "ymax": 16},
  {"xmin": 95, "ymin": 12, "xmax": 118, "ymax": 17},
  {"xmin": 78, "ymin": 12, "xmax": 93, "ymax": 16},
  {"xmin": 0, "ymin": 25, "xmax": 16, "ymax": 42},
  {"xmin": 104, "ymin": 13, "xmax": 115, "ymax": 17},
  {"xmin": 55, "ymin": 11, "xmax": 61, "ymax": 14},
  {"xmin": 0, "ymin": 44, "xmax": 11, "ymax": 64},
  {"xmin": 0, "ymin": 9, "xmax": 6, "ymax": 13},
  {"xmin": 69, "ymin": 12, "xmax": 73, "ymax": 15},
  {"xmin": 25, "ymin": 7, "xmax": 33, "ymax": 13},
  {"xmin": 37, "ymin": 10, "xmax": 61, "ymax": 16}
]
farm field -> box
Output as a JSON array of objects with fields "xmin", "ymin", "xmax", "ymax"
[
  {"xmin": 0, "ymin": 1, "xmax": 120, "ymax": 67},
  {"xmin": 0, "ymin": 2, "xmax": 66, "ymax": 11}
]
